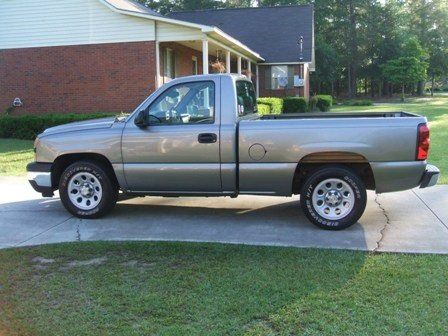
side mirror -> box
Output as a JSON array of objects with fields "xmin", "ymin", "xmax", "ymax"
[{"xmin": 134, "ymin": 109, "xmax": 148, "ymax": 128}]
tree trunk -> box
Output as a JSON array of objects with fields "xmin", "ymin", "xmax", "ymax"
[
  {"xmin": 416, "ymin": 81, "xmax": 424, "ymax": 96},
  {"xmin": 401, "ymin": 84, "xmax": 405, "ymax": 102},
  {"xmin": 431, "ymin": 75, "xmax": 435, "ymax": 97}
]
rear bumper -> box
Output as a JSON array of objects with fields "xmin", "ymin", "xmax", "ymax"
[
  {"xmin": 26, "ymin": 162, "xmax": 54, "ymax": 197},
  {"xmin": 419, "ymin": 164, "xmax": 440, "ymax": 188}
]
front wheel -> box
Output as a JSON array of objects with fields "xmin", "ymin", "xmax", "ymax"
[
  {"xmin": 300, "ymin": 166, "xmax": 367, "ymax": 230},
  {"xmin": 59, "ymin": 161, "xmax": 118, "ymax": 218}
]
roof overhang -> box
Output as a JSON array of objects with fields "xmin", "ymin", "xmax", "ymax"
[{"xmin": 99, "ymin": 0, "xmax": 264, "ymax": 62}]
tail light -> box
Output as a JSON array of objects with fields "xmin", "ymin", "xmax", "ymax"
[{"xmin": 416, "ymin": 123, "xmax": 430, "ymax": 161}]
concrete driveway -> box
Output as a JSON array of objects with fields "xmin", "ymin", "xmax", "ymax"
[{"xmin": 1, "ymin": 176, "xmax": 447, "ymax": 253}]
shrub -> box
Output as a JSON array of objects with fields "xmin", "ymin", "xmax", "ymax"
[
  {"xmin": 309, "ymin": 95, "xmax": 333, "ymax": 112},
  {"xmin": 256, "ymin": 97, "xmax": 283, "ymax": 114},
  {"xmin": 0, "ymin": 113, "xmax": 116, "ymax": 140},
  {"xmin": 257, "ymin": 103, "xmax": 271, "ymax": 115},
  {"xmin": 283, "ymin": 97, "xmax": 308, "ymax": 113},
  {"xmin": 343, "ymin": 99, "xmax": 373, "ymax": 106}
]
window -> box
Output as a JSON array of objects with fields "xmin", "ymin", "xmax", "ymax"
[
  {"xmin": 147, "ymin": 81, "xmax": 215, "ymax": 125},
  {"xmin": 236, "ymin": 80, "xmax": 257, "ymax": 117},
  {"xmin": 192, "ymin": 56, "xmax": 198, "ymax": 75},
  {"xmin": 163, "ymin": 48, "xmax": 175, "ymax": 80},
  {"xmin": 266, "ymin": 65, "xmax": 294, "ymax": 89}
]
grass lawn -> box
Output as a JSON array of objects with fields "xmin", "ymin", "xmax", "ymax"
[
  {"xmin": 0, "ymin": 138, "xmax": 34, "ymax": 176},
  {"xmin": 333, "ymin": 96, "xmax": 448, "ymax": 184},
  {"xmin": 0, "ymin": 241, "xmax": 447, "ymax": 335}
]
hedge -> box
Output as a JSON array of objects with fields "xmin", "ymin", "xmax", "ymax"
[
  {"xmin": 256, "ymin": 97, "xmax": 283, "ymax": 114},
  {"xmin": 309, "ymin": 95, "xmax": 333, "ymax": 112},
  {"xmin": 0, "ymin": 113, "xmax": 116, "ymax": 140},
  {"xmin": 283, "ymin": 97, "xmax": 308, "ymax": 113},
  {"xmin": 257, "ymin": 103, "xmax": 271, "ymax": 115}
]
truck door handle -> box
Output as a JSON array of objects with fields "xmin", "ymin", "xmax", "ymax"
[{"xmin": 198, "ymin": 133, "xmax": 217, "ymax": 144}]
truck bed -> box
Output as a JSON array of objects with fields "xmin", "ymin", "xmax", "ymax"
[{"xmin": 260, "ymin": 111, "xmax": 419, "ymax": 120}]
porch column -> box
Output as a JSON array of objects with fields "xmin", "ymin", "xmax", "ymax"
[
  {"xmin": 226, "ymin": 50, "xmax": 231, "ymax": 74},
  {"xmin": 202, "ymin": 39, "xmax": 209, "ymax": 75},
  {"xmin": 256, "ymin": 65, "xmax": 259, "ymax": 97},
  {"xmin": 247, "ymin": 60, "xmax": 251, "ymax": 73},
  {"xmin": 237, "ymin": 56, "xmax": 242, "ymax": 75},
  {"xmin": 155, "ymin": 41, "xmax": 161, "ymax": 88}
]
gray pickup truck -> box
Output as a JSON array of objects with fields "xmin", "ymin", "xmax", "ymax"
[{"xmin": 27, "ymin": 74, "xmax": 439, "ymax": 230}]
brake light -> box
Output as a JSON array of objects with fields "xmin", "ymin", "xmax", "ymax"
[{"xmin": 416, "ymin": 123, "xmax": 430, "ymax": 161}]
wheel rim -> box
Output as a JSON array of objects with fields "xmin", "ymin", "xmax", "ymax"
[
  {"xmin": 68, "ymin": 172, "xmax": 102, "ymax": 211},
  {"xmin": 312, "ymin": 178, "xmax": 355, "ymax": 220}
]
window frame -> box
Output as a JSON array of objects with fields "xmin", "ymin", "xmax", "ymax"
[
  {"xmin": 145, "ymin": 80, "xmax": 216, "ymax": 127},
  {"xmin": 163, "ymin": 48, "xmax": 175, "ymax": 80}
]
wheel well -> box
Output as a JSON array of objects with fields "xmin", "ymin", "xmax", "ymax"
[
  {"xmin": 292, "ymin": 152, "xmax": 376, "ymax": 194},
  {"xmin": 51, "ymin": 153, "xmax": 119, "ymax": 189}
]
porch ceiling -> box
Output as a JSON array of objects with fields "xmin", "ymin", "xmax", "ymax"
[{"xmin": 175, "ymin": 40, "xmax": 241, "ymax": 62}]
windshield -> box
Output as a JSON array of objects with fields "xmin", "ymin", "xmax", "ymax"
[{"xmin": 236, "ymin": 80, "xmax": 257, "ymax": 117}]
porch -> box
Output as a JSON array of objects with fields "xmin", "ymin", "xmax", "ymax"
[{"xmin": 153, "ymin": 23, "xmax": 263, "ymax": 95}]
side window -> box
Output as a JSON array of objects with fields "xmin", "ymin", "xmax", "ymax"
[
  {"xmin": 148, "ymin": 81, "xmax": 215, "ymax": 125},
  {"xmin": 236, "ymin": 80, "xmax": 257, "ymax": 117}
]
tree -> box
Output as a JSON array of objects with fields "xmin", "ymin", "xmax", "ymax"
[{"xmin": 381, "ymin": 57, "xmax": 428, "ymax": 102}]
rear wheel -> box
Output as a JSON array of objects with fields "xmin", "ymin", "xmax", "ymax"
[
  {"xmin": 59, "ymin": 161, "xmax": 117, "ymax": 218},
  {"xmin": 300, "ymin": 166, "xmax": 367, "ymax": 230}
]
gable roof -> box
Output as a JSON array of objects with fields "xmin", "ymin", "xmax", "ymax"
[
  {"xmin": 101, "ymin": 0, "xmax": 162, "ymax": 17},
  {"xmin": 169, "ymin": 5, "xmax": 314, "ymax": 64}
]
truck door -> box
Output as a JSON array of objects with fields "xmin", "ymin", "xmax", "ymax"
[{"xmin": 121, "ymin": 79, "xmax": 221, "ymax": 193}]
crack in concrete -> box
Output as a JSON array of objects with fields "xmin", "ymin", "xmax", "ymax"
[
  {"xmin": 14, "ymin": 215, "xmax": 74, "ymax": 247},
  {"xmin": 75, "ymin": 221, "xmax": 81, "ymax": 241},
  {"xmin": 374, "ymin": 194, "xmax": 390, "ymax": 252}
]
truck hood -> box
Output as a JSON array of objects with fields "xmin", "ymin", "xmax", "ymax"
[{"xmin": 40, "ymin": 117, "xmax": 117, "ymax": 137}]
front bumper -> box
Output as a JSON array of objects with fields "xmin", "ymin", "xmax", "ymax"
[
  {"xmin": 26, "ymin": 162, "xmax": 54, "ymax": 197},
  {"xmin": 420, "ymin": 164, "xmax": 440, "ymax": 188}
]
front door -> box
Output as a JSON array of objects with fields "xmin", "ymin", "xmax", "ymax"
[{"xmin": 122, "ymin": 79, "xmax": 221, "ymax": 193}]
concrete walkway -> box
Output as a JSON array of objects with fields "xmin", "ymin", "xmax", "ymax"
[{"xmin": 1, "ymin": 177, "xmax": 447, "ymax": 253}]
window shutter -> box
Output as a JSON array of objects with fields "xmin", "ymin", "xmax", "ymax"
[
  {"xmin": 264, "ymin": 66, "xmax": 272, "ymax": 90},
  {"xmin": 287, "ymin": 65, "xmax": 294, "ymax": 88}
]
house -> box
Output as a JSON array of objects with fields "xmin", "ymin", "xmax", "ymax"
[{"xmin": 0, "ymin": 0, "xmax": 314, "ymax": 115}]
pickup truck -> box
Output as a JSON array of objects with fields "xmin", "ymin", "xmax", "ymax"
[{"xmin": 27, "ymin": 74, "xmax": 440, "ymax": 230}]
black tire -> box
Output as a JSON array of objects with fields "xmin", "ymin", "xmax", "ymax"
[
  {"xmin": 59, "ymin": 161, "xmax": 118, "ymax": 219},
  {"xmin": 300, "ymin": 165, "xmax": 367, "ymax": 230}
]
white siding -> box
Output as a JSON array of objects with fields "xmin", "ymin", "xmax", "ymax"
[
  {"xmin": 0, "ymin": 0, "xmax": 156, "ymax": 49},
  {"xmin": 157, "ymin": 22, "xmax": 203, "ymax": 42}
]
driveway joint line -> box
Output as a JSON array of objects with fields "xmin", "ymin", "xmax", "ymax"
[
  {"xmin": 14, "ymin": 215, "xmax": 74, "ymax": 247},
  {"xmin": 373, "ymin": 194, "xmax": 390, "ymax": 252},
  {"xmin": 412, "ymin": 189, "xmax": 448, "ymax": 231}
]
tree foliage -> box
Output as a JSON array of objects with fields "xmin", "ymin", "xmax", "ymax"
[{"xmin": 139, "ymin": 0, "xmax": 448, "ymax": 97}]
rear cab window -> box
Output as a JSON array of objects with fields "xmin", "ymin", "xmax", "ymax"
[{"xmin": 236, "ymin": 80, "xmax": 257, "ymax": 118}]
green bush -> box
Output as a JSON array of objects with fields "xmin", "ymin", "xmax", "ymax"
[
  {"xmin": 309, "ymin": 95, "xmax": 333, "ymax": 112},
  {"xmin": 343, "ymin": 99, "xmax": 373, "ymax": 106},
  {"xmin": 257, "ymin": 103, "xmax": 271, "ymax": 115},
  {"xmin": 0, "ymin": 113, "xmax": 116, "ymax": 140},
  {"xmin": 283, "ymin": 97, "xmax": 308, "ymax": 113},
  {"xmin": 256, "ymin": 97, "xmax": 283, "ymax": 114}
]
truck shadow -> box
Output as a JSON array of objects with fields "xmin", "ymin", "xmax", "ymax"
[{"xmin": 0, "ymin": 196, "xmax": 372, "ymax": 251}]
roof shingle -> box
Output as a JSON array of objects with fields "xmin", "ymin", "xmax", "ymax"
[{"xmin": 169, "ymin": 5, "xmax": 314, "ymax": 63}]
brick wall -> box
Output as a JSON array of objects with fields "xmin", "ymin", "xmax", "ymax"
[
  {"xmin": 258, "ymin": 64, "xmax": 307, "ymax": 98},
  {"xmin": 0, "ymin": 41, "xmax": 156, "ymax": 114}
]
